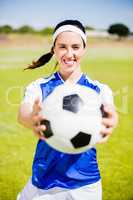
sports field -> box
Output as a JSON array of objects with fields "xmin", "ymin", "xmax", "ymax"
[{"xmin": 0, "ymin": 35, "xmax": 133, "ymax": 200}]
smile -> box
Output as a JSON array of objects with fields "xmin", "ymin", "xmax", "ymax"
[{"xmin": 62, "ymin": 59, "xmax": 76, "ymax": 66}]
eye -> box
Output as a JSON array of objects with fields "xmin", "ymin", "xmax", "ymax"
[
  {"xmin": 59, "ymin": 45, "xmax": 66, "ymax": 49},
  {"xmin": 72, "ymin": 45, "xmax": 80, "ymax": 50}
]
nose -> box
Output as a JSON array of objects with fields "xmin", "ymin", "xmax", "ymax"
[{"xmin": 65, "ymin": 48, "xmax": 74, "ymax": 58}]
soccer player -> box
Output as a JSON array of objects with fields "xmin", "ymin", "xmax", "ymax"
[{"xmin": 17, "ymin": 19, "xmax": 118, "ymax": 200}]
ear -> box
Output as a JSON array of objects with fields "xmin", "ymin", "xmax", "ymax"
[
  {"xmin": 52, "ymin": 46, "xmax": 57, "ymax": 59},
  {"xmin": 52, "ymin": 40, "xmax": 57, "ymax": 54}
]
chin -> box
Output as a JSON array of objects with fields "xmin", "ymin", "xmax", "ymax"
[
  {"xmin": 65, "ymin": 69, "xmax": 75, "ymax": 75},
  {"xmin": 65, "ymin": 65, "xmax": 77, "ymax": 72}
]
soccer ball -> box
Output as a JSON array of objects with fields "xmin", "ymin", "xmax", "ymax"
[{"xmin": 40, "ymin": 82, "xmax": 104, "ymax": 154}]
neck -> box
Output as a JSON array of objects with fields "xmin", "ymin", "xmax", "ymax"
[{"xmin": 59, "ymin": 68, "xmax": 82, "ymax": 83}]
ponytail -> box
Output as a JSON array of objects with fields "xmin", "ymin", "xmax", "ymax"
[{"xmin": 24, "ymin": 48, "xmax": 54, "ymax": 70}]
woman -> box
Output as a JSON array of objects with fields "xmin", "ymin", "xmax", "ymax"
[{"xmin": 17, "ymin": 19, "xmax": 118, "ymax": 200}]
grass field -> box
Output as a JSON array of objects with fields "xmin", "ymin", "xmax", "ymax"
[{"xmin": 0, "ymin": 35, "xmax": 133, "ymax": 200}]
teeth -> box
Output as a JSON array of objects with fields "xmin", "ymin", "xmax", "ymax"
[
  {"xmin": 66, "ymin": 61, "xmax": 73, "ymax": 64},
  {"xmin": 64, "ymin": 60, "xmax": 75, "ymax": 65}
]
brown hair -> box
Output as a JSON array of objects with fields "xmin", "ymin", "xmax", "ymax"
[{"xmin": 24, "ymin": 47, "xmax": 54, "ymax": 70}]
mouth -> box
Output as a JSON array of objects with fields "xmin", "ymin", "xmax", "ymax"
[{"xmin": 62, "ymin": 58, "xmax": 76, "ymax": 66}]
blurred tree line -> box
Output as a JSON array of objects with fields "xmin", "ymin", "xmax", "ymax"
[
  {"xmin": 0, "ymin": 25, "xmax": 54, "ymax": 35},
  {"xmin": 0, "ymin": 23, "xmax": 131, "ymax": 38}
]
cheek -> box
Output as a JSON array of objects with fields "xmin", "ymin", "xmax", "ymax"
[
  {"xmin": 76, "ymin": 50, "xmax": 85, "ymax": 60},
  {"xmin": 54, "ymin": 52, "xmax": 61, "ymax": 62},
  {"xmin": 54, "ymin": 49, "xmax": 64, "ymax": 60},
  {"xmin": 75, "ymin": 46, "xmax": 85, "ymax": 56}
]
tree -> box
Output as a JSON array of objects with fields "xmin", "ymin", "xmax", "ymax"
[
  {"xmin": 108, "ymin": 23, "xmax": 130, "ymax": 38},
  {"xmin": 40, "ymin": 27, "xmax": 54, "ymax": 35},
  {"xmin": 85, "ymin": 26, "xmax": 95, "ymax": 31},
  {"xmin": 17, "ymin": 25, "xmax": 35, "ymax": 33},
  {"xmin": 0, "ymin": 25, "xmax": 13, "ymax": 33}
]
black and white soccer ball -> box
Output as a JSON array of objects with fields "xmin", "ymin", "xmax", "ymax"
[{"xmin": 40, "ymin": 82, "xmax": 104, "ymax": 154}]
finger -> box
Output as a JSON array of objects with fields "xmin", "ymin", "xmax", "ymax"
[
  {"xmin": 102, "ymin": 107, "xmax": 118, "ymax": 129},
  {"xmin": 103, "ymin": 105, "xmax": 115, "ymax": 118},
  {"xmin": 32, "ymin": 115, "xmax": 45, "ymax": 125},
  {"xmin": 33, "ymin": 125, "xmax": 46, "ymax": 133},
  {"xmin": 101, "ymin": 127, "xmax": 113, "ymax": 136},
  {"xmin": 33, "ymin": 129, "xmax": 45, "ymax": 141},
  {"xmin": 102, "ymin": 118, "xmax": 114, "ymax": 128},
  {"xmin": 97, "ymin": 135, "xmax": 110, "ymax": 144},
  {"xmin": 33, "ymin": 124, "xmax": 46, "ymax": 140}
]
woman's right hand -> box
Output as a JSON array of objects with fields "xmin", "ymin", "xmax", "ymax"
[{"xmin": 29, "ymin": 99, "xmax": 46, "ymax": 140}]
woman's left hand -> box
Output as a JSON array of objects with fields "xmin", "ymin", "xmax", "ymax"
[{"xmin": 98, "ymin": 104, "xmax": 118, "ymax": 143}]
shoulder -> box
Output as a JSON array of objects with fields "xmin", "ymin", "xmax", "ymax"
[
  {"xmin": 26, "ymin": 74, "xmax": 55, "ymax": 89},
  {"xmin": 85, "ymin": 74, "xmax": 114, "ymax": 105},
  {"xmin": 22, "ymin": 74, "xmax": 55, "ymax": 104},
  {"xmin": 85, "ymin": 74, "xmax": 112, "ymax": 93}
]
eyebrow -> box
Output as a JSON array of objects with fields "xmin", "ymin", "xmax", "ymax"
[{"xmin": 57, "ymin": 43, "xmax": 81, "ymax": 46}]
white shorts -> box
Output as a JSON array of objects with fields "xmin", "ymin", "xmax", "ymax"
[{"xmin": 17, "ymin": 179, "xmax": 102, "ymax": 200}]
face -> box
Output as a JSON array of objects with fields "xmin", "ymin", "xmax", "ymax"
[{"xmin": 53, "ymin": 31, "xmax": 86, "ymax": 80}]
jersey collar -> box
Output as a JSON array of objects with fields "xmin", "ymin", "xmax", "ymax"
[{"xmin": 54, "ymin": 71, "xmax": 85, "ymax": 84}]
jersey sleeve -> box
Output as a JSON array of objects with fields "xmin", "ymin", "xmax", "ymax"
[
  {"xmin": 22, "ymin": 80, "xmax": 42, "ymax": 106},
  {"xmin": 100, "ymin": 84, "xmax": 114, "ymax": 106}
]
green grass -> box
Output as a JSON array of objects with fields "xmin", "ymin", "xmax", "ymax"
[{"xmin": 0, "ymin": 45, "xmax": 133, "ymax": 200}]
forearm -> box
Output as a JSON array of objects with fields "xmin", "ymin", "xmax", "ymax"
[{"xmin": 17, "ymin": 103, "xmax": 33, "ymax": 129}]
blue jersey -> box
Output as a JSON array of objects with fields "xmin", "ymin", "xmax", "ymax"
[{"xmin": 23, "ymin": 72, "xmax": 113, "ymax": 190}]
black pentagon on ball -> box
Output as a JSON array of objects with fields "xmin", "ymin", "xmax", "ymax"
[
  {"xmin": 63, "ymin": 94, "xmax": 84, "ymax": 113},
  {"xmin": 40, "ymin": 119, "xmax": 53, "ymax": 138},
  {"xmin": 71, "ymin": 132, "xmax": 92, "ymax": 148}
]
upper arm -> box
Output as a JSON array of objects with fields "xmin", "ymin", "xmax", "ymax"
[
  {"xmin": 100, "ymin": 84, "xmax": 114, "ymax": 107},
  {"xmin": 22, "ymin": 81, "xmax": 42, "ymax": 107},
  {"xmin": 18, "ymin": 81, "xmax": 42, "ymax": 124}
]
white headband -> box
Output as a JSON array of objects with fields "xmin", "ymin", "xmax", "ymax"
[{"xmin": 52, "ymin": 25, "xmax": 86, "ymax": 44}]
